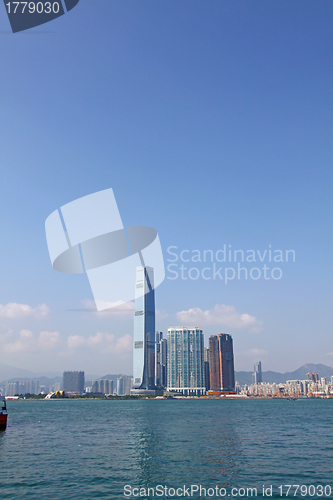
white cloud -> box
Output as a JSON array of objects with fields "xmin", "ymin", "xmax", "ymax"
[
  {"xmin": 176, "ymin": 304, "xmax": 263, "ymax": 333},
  {"xmin": 3, "ymin": 329, "xmax": 60, "ymax": 353},
  {"xmin": 4, "ymin": 329, "xmax": 35, "ymax": 353},
  {"xmin": 67, "ymin": 334, "xmax": 87, "ymax": 349},
  {"xmin": 38, "ymin": 331, "xmax": 60, "ymax": 350},
  {"xmin": 114, "ymin": 333, "xmax": 132, "ymax": 353},
  {"xmin": 247, "ymin": 348, "xmax": 267, "ymax": 356},
  {"xmin": 0, "ymin": 303, "xmax": 50, "ymax": 319},
  {"xmin": 0, "ymin": 329, "xmax": 13, "ymax": 343},
  {"xmin": 156, "ymin": 310, "xmax": 168, "ymax": 321},
  {"xmin": 67, "ymin": 332, "xmax": 132, "ymax": 354}
]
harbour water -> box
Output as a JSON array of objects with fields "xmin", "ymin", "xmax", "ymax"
[{"xmin": 0, "ymin": 398, "xmax": 332, "ymax": 499}]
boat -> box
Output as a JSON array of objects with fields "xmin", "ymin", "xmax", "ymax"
[{"xmin": 0, "ymin": 396, "xmax": 8, "ymax": 430}]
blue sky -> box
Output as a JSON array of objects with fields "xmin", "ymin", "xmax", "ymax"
[{"xmin": 0, "ymin": 0, "xmax": 332, "ymax": 377}]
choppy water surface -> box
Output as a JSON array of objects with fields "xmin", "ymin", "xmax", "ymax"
[{"xmin": 0, "ymin": 399, "xmax": 332, "ymax": 499}]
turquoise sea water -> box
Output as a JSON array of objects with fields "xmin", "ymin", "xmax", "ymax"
[{"xmin": 0, "ymin": 399, "xmax": 332, "ymax": 500}]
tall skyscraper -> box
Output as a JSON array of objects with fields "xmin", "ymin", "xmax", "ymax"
[
  {"xmin": 154, "ymin": 332, "xmax": 168, "ymax": 388},
  {"xmin": 160, "ymin": 338, "xmax": 167, "ymax": 387},
  {"xmin": 218, "ymin": 334, "xmax": 235, "ymax": 391},
  {"xmin": 155, "ymin": 331, "xmax": 163, "ymax": 387},
  {"xmin": 117, "ymin": 375, "xmax": 132, "ymax": 395},
  {"xmin": 209, "ymin": 334, "xmax": 235, "ymax": 392},
  {"xmin": 167, "ymin": 327, "xmax": 205, "ymax": 396},
  {"xmin": 209, "ymin": 336, "xmax": 220, "ymax": 391},
  {"xmin": 204, "ymin": 347, "xmax": 210, "ymax": 391},
  {"xmin": 307, "ymin": 372, "xmax": 319, "ymax": 382},
  {"xmin": 132, "ymin": 266, "xmax": 156, "ymax": 393},
  {"xmin": 63, "ymin": 371, "xmax": 85, "ymax": 394},
  {"xmin": 252, "ymin": 361, "xmax": 262, "ymax": 384}
]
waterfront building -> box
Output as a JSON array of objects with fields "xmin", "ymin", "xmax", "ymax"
[
  {"xmin": 5, "ymin": 379, "xmax": 40, "ymax": 396},
  {"xmin": 63, "ymin": 371, "xmax": 85, "ymax": 394},
  {"xmin": 160, "ymin": 338, "xmax": 167, "ymax": 387},
  {"xmin": 238, "ymin": 376, "xmax": 333, "ymax": 398},
  {"xmin": 117, "ymin": 375, "xmax": 132, "ymax": 395},
  {"xmin": 155, "ymin": 332, "xmax": 167, "ymax": 388},
  {"xmin": 167, "ymin": 327, "xmax": 205, "ymax": 396},
  {"xmin": 209, "ymin": 336, "xmax": 220, "ymax": 391},
  {"xmin": 91, "ymin": 379, "xmax": 114, "ymax": 394},
  {"xmin": 117, "ymin": 377, "xmax": 124, "ymax": 396},
  {"xmin": 209, "ymin": 334, "xmax": 235, "ymax": 392},
  {"xmin": 155, "ymin": 331, "xmax": 163, "ymax": 387},
  {"xmin": 204, "ymin": 347, "xmax": 210, "ymax": 391},
  {"xmin": 218, "ymin": 334, "xmax": 235, "ymax": 391},
  {"xmin": 252, "ymin": 361, "xmax": 262, "ymax": 384},
  {"xmin": 132, "ymin": 266, "xmax": 156, "ymax": 394}
]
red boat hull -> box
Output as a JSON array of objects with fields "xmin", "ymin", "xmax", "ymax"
[{"xmin": 0, "ymin": 414, "xmax": 7, "ymax": 430}]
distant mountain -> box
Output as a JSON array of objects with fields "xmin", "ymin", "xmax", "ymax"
[
  {"xmin": 2, "ymin": 363, "xmax": 332, "ymax": 389},
  {"xmin": 235, "ymin": 363, "xmax": 333, "ymax": 386},
  {"xmin": 0, "ymin": 375, "xmax": 62, "ymax": 388},
  {"xmin": 85, "ymin": 374, "xmax": 131, "ymax": 387},
  {"xmin": 0, "ymin": 362, "xmax": 38, "ymax": 383}
]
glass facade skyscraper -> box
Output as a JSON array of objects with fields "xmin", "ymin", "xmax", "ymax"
[
  {"xmin": 209, "ymin": 336, "xmax": 220, "ymax": 391},
  {"xmin": 132, "ymin": 266, "xmax": 156, "ymax": 391},
  {"xmin": 167, "ymin": 327, "xmax": 205, "ymax": 396},
  {"xmin": 218, "ymin": 334, "xmax": 235, "ymax": 391},
  {"xmin": 252, "ymin": 361, "xmax": 262, "ymax": 384},
  {"xmin": 209, "ymin": 334, "xmax": 235, "ymax": 392}
]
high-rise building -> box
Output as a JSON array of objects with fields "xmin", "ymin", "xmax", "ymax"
[
  {"xmin": 98, "ymin": 379, "xmax": 106, "ymax": 394},
  {"xmin": 155, "ymin": 332, "xmax": 167, "ymax": 388},
  {"xmin": 117, "ymin": 375, "xmax": 132, "ymax": 395},
  {"xmin": 132, "ymin": 266, "xmax": 156, "ymax": 393},
  {"xmin": 209, "ymin": 334, "xmax": 235, "ymax": 392},
  {"xmin": 117, "ymin": 377, "xmax": 124, "ymax": 396},
  {"xmin": 92, "ymin": 379, "xmax": 114, "ymax": 394},
  {"xmin": 252, "ymin": 361, "xmax": 262, "ymax": 384},
  {"xmin": 209, "ymin": 336, "xmax": 220, "ymax": 391},
  {"xmin": 155, "ymin": 331, "xmax": 163, "ymax": 387},
  {"xmin": 167, "ymin": 327, "xmax": 205, "ymax": 396},
  {"xmin": 160, "ymin": 338, "xmax": 167, "ymax": 387},
  {"xmin": 204, "ymin": 347, "xmax": 210, "ymax": 391},
  {"xmin": 218, "ymin": 334, "xmax": 235, "ymax": 391},
  {"xmin": 63, "ymin": 371, "xmax": 85, "ymax": 394},
  {"xmin": 307, "ymin": 372, "xmax": 319, "ymax": 382}
]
